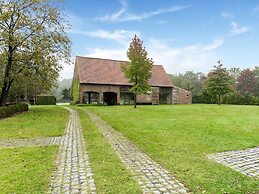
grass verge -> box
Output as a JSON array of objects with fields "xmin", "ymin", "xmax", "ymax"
[
  {"xmin": 76, "ymin": 107, "xmax": 142, "ymax": 194},
  {"xmin": 0, "ymin": 146, "xmax": 58, "ymax": 193},
  {"xmin": 86, "ymin": 104, "xmax": 259, "ymax": 193},
  {"xmin": 0, "ymin": 105, "xmax": 69, "ymax": 139}
]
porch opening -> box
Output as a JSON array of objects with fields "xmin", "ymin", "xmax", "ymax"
[
  {"xmin": 159, "ymin": 87, "xmax": 172, "ymax": 104},
  {"xmin": 83, "ymin": 92, "xmax": 99, "ymax": 104},
  {"xmin": 103, "ymin": 92, "xmax": 117, "ymax": 105},
  {"xmin": 120, "ymin": 86, "xmax": 134, "ymax": 105}
]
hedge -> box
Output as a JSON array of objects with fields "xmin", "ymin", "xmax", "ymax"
[
  {"xmin": 222, "ymin": 92, "xmax": 259, "ymax": 105},
  {"xmin": 0, "ymin": 103, "xmax": 28, "ymax": 119},
  {"xmin": 193, "ymin": 92, "xmax": 259, "ymax": 105},
  {"xmin": 36, "ymin": 95, "xmax": 56, "ymax": 105},
  {"xmin": 71, "ymin": 78, "xmax": 80, "ymax": 104}
]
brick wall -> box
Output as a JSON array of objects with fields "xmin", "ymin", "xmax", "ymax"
[
  {"xmin": 172, "ymin": 87, "xmax": 192, "ymax": 104},
  {"xmin": 80, "ymin": 84, "xmax": 121, "ymax": 103},
  {"xmin": 80, "ymin": 84, "xmax": 191, "ymax": 104}
]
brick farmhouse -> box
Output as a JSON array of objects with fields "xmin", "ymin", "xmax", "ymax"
[{"xmin": 72, "ymin": 56, "xmax": 192, "ymax": 105}]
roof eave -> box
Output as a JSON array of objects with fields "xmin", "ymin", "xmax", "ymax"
[{"xmin": 79, "ymin": 82, "xmax": 173, "ymax": 88}]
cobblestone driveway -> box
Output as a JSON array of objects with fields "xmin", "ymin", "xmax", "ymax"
[
  {"xmin": 0, "ymin": 136, "xmax": 62, "ymax": 148},
  {"xmin": 48, "ymin": 107, "xmax": 96, "ymax": 194},
  {"xmin": 86, "ymin": 110, "xmax": 190, "ymax": 194},
  {"xmin": 208, "ymin": 147, "xmax": 259, "ymax": 179}
]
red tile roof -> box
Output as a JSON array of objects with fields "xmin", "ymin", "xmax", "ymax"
[{"xmin": 75, "ymin": 56, "xmax": 174, "ymax": 87}]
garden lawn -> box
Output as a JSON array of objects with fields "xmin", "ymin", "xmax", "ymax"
[
  {"xmin": 86, "ymin": 104, "xmax": 259, "ymax": 193},
  {"xmin": 0, "ymin": 105, "xmax": 69, "ymax": 193},
  {"xmin": 0, "ymin": 146, "xmax": 58, "ymax": 193},
  {"xmin": 0, "ymin": 105, "xmax": 69, "ymax": 139},
  {"xmin": 77, "ymin": 107, "xmax": 142, "ymax": 194}
]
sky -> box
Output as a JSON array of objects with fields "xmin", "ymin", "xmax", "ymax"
[{"xmin": 59, "ymin": 0, "xmax": 259, "ymax": 79}]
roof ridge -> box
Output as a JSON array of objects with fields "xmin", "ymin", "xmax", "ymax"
[
  {"xmin": 76, "ymin": 55, "xmax": 163, "ymax": 66},
  {"xmin": 76, "ymin": 56, "xmax": 127, "ymax": 63}
]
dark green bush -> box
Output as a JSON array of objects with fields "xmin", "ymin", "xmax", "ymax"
[
  {"xmin": 36, "ymin": 95, "xmax": 56, "ymax": 105},
  {"xmin": 192, "ymin": 91, "xmax": 217, "ymax": 104},
  {"xmin": 222, "ymin": 92, "xmax": 259, "ymax": 105},
  {"xmin": 0, "ymin": 103, "xmax": 28, "ymax": 119}
]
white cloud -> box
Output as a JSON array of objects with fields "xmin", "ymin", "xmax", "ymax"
[
  {"xmin": 98, "ymin": 0, "xmax": 128, "ymax": 22},
  {"xmin": 146, "ymin": 38, "xmax": 223, "ymax": 73},
  {"xmin": 203, "ymin": 39, "xmax": 224, "ymax": 51},
  {"xmin": 121, "ymin": 6, "xmax": 190, "ymax": 22},
  {"xmin": 66, "ymin": 10, "xmax": 139, "ymax": 45},
  {"xmin": 86, "ymin": 47, "xmax": 128, "ymax": 61},
  {"xmin": 221, "ymin": 12, "xmax": 234, "ymax": 19},
  {"xmin": 84, "ymin": 38, "xmax": 223, "ymax": 74},
  {"xmin": 69, "ymin": 29, "xmax": 139, "ymax": 45},
  {"xmin": 59, "ymin": 59, "xmax": 75, "ymax": 80},
  {"xmin": 230, "ymin": 21, "xmax": 249, "ymax": 36},
  {"xmin": 96, "ymin": 1, "xmax": 189, "ymax": 22}
]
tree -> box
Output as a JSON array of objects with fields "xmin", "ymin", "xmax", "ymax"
[
  {"xmin": 62, "ymin": 88, "xmax": 71, "ymax": 101},
  {"xmin": 121, "ymin": 35, "xmax": 153, "ymax": 108},
  {"xmin": 228, "ymin": 67, "xmax": 241, "ymax": 87},
  {"xmin": 236, "ymin": 69, "xmax": 256, "ymax": 95},
  {"xmin": 253, "ymin": 66, "xmax": 259, "ymax": 97},
  {"xmin": 204, "ymin": 60, "xmax": 233, "ymax": 104},
  {"xmin": 228, "ymin": 67, "xmax": 241, "ymax": 81},
  {"xmin": 7, "ymin": 64, "xmax": 60, "ymax": 104},
  {"xmin": 170, "ymin": 71, "xmax": 206, "ymax": 96},
  {"xmin": 0, "ymin": 0, "xmax": 71, "ymax": 106},
  {"xmin": 254, "ymin": 66, "xmax": 259, "ymax": 77}
]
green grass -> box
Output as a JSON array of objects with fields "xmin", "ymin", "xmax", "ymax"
[
  {"xmin": 0, "ymin": 105, "xmax": 69, "ymax": 139},
  {"xmin": 85, "ymin": 104, "xmax": 259, "ymax": 193},
  {"xmin": 76, "ymin": 107, "xmax": 142, "ymax": 194},
  {"xmin": 0, "ymin": 146, "xmax": 58, "ymax": 193},
  {"xmin": 0, "ymin": 105, "xmax": 69, "ymax": 193}
]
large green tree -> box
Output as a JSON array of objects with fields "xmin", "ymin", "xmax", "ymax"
[
  {"xmin": 0, "ymin": 0, "xmax": 71, "ymax": 106},
  {"xmin": 170, "ymin": 71, "xmax": 206, "ymax": 96},
  {"xmin": 121, "ymin": 35, "xmax": 153, "ymax": 108},
  {"xmin": 62, "ymin": 88, "xmax": 70, "ymax": 101},
  {"xmin": 204, "ymin": 61, "xmax": 233, "ymax": 104},
  {"xmin": 236, "ymin": 69, "xmax": 257, "ymax": 95},
  {"xmin": 253, "ymin": 66, "xmax": 259, "ymax": 97}
]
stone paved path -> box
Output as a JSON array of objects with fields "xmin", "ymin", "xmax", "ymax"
[
  {"xmin": 86, "ymin": 110, "xmax": 190, "ymax": 194},
  {"xmin": 48, "ymin": 107, "xmax": 96, "ymax": 194},
  {"xmin": 0, "ymin": 137, "xmax": 62, "ymax": 148},
  {"xmin": 208, "ymin": 147, "xmax": 259, "ymax": 179}
]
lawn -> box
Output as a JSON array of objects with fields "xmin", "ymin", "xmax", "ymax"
[
  {"xmin": 85, "ymin": 104, "xmax": 259, "ymax": 193},
  {"xmin": 0, "ymin": 146, "xmax": 58, "ymax": 193},
  {"xmin": 76, "ymin": 107, "xmax": 142, "ymax": 193},
  {"xmin": 0, "ymin": 105, "xmax": 69, "ymax": 193},
  {"xmin": 0, "ymin": 105, "xmax": 69, "ymax": 139}
]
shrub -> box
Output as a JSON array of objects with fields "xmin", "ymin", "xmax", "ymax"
[
  {"xmin": 192, "ymin": 95, "xmax": 205, "ymax": 103},
  {"xmin": 222, "ymin": 92, "xmax": 259, "ymax": 105},
  {"xmin": 36, "ymin": 95, "xmax": 56, "ymax": 105},
  {"xmin": 0, "ymin": 103, "xmax": 28, "ymax": 119},
  {"xmin": 192, "ymin": 90, "xmax": 217, "ymax": 104}
]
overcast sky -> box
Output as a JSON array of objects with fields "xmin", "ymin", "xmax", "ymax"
[{"xmin": 59, "ymin": 0, "xmax": 259, "ymax": 79}]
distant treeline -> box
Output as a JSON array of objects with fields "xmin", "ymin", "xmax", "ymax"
[{"xmin": 170, "ymin": 66, "xmax": 259, "ymax": 105}]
